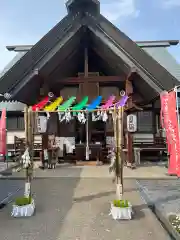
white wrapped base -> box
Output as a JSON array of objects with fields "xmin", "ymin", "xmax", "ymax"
[
  {"xmin": 11, "ymin": 199, "xmax": 35, "ymax": 218},
  {"xmin": 109, "ymin": 202, "xmax": 132, "ymax": 220}
]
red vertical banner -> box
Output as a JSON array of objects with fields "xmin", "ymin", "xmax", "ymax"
[
  {"xmin": 160, "ymin": 92, "xmax": 171, "ymax": 153},
  {"xmin": 0, "ymin": 109, "xmax": 6, "ymax": 156},
  {"xmin": 160, "ymin": 91, "xmax": 180, "ymax": 176},
  {"xmin": 168, "ymin": 91, "xmax": 180, "ymax": 176}
]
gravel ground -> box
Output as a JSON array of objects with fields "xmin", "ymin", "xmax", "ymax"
[
  {"xmin": 0, "ymin": 170, "xmax": 170, "ymax": 240},
  {"xmin": 137, "ymin": 179, "xmax": 180, "ymax": 215}
]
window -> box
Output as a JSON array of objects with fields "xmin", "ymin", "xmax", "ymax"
[
  {"xmin": 17, "ymin": 117, "xmax": 25, "ymax": 130},
  {"xmin": 137, "ymin": 111, "xmax": 153, "ymax": 133},
  {"xmin": 7, "ymin": 116, "xmax": 24, "ymax": 131}
]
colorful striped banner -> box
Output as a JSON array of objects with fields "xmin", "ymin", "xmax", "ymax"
[
  {"xmin": 44, "ymin": 96, "xmax": 63, "ymax": 111},
  {"xmin": 101, "ymin": 96, "xmax": 115, "ymax": 110},
  {"xmin": 58, "ymin": 96, "xmax": 76, "ymax": 111},
  {"xmin": 86, "ymin": 96, "xmax": 102, "ymax": 111},
  {"xmin": 32, "ymin": 97, "xmax": 49, "ymax": 111}
]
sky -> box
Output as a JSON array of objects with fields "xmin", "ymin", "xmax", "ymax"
[{"xmin": 0, "ymin": 0, "xmax": 180, "ymax": 71}]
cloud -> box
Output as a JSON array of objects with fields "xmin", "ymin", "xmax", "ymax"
[
  {"xmin": 101, "ymin": 0, "xmax": 140, "ymax": 22},
  {"xmin": 162, "ymin": 0, "xmax": 180, "ymax": 8}
]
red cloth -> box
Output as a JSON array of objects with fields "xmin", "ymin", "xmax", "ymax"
[
  {"xmin": 160, "ymin": 91, "xmax": 180, "ymax": 176},
  {"xmin": 32, "ymin": 96, "xmax": 49, "ymax": 111},
  {"xmin": 0, "ymin": 109, "xmax": 6, "ymax": 156}
]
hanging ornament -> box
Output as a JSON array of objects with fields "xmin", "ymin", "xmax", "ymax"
[
  {"xmin": 60, "ymin": 113, "xmax": 66, "ymax": 122},
  {"xmin": 102, "ymin": 111, "xmax": 108, "ymax": 122},
  {"xmin": 21, "ymin": 148, "xmax": 31, "ymax": 168},
  {"xmin": 92, "ymin": 111, "xmax": 101, "ymax": 121},
  {"xmin": 92, "ymin": 112, "xmax": 97, "ymax": 121},
  {"xmin": 4, "ymin": 92, "xmax": 11, "ymax": 99},
  {"xmin": 48, "ymin": 92, "xmax": 54, "ymax": 98},
  {"xmin": 97, "ymin": 111, "xmax": 102, "ymax": 121},
  {"xmin": 77, "ymin": 112, "xmax": 86, "ymax": 124},
  {"xmin": 46, "ymin": 112, "xmax": 50, "ymax": 119},
  {"xmin": 64, "ymin": 111, "xmax": 72, "ymax": 123},
  {"xmin": 58, "ymin": 112, "xmax": 64, "ymax": 121}
]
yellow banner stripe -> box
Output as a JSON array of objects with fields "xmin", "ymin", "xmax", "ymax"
[{"xmin": 44, "ymin": 97, "xmax": 63, "ymax": 111}]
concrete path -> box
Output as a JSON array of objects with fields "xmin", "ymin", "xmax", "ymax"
[
  {"xmin": 0, "ymin": 162, "xmax": 18, "ymax": 174},
  {"xmin": 9, "ymin": 162, "xmax": 176, "ymax": 179},
  {"xmin": 0, "ymin": 166, "xmax": 171, "ymax": 240}
]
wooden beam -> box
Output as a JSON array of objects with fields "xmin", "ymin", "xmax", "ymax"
[
  {"xmin": 55, "ymin": 75, "xmax": 126, "ymax": 84},
  {"xmin": 125, "ymin": 69, "xmax": 135, "ymax": 167}
]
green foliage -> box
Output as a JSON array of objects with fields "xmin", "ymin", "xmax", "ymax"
[
  {"xmin": 113, "ymin": 199, "xmax": 129, "ymax": 208},
  {"xmin": 169, "ymin": 214, "xmax": 180, "ymax": 233},
  {"xmin": 15, "ymin": 197, "xmax": 32, "ymax": 206}
]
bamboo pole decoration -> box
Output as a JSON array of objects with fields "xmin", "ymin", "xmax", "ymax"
[
  {"xmin": 112, "ymin": 106, "xmax": 117, "ymax": 147},
  {"xmin": 24, "ymin": 107, "xmax": 34, "ymax": 198},
  {"xmin": 85, "ymin": 111, "xmax": 89, "ymax": 160},
  {"xmin": 119, "ymin": 107, "xmax": 124, "ymax": 196},
  {"xmin": 30, "ymin": 110, "xmax": 35, "ymax": 170},
  {"xmin": 115, "ymin": 107, "xmax": 124, "ymax": 200}
]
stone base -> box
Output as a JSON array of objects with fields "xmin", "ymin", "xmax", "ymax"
[
  {"xmin": 109, "ymin": 202, "xmax": 132, "ymax": 220},
  {"xmin": 11, "ymin": 199, "xmax": 35, "ymax": 218}
]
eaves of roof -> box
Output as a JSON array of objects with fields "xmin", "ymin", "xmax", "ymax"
[
  {"xmin": 97, "ymin": 14, "xmax": 179, "ymax": 91},
  {"xmin": 142, "ymin": 47, "xmax": 180, "ymax": 81},
  {"xmin": 0, "ymin": 12, "xmax": 80, "ymax": 94},
  {"xmin": 5, "ymin": 40, "xmax": 179, "ymax": 53}
]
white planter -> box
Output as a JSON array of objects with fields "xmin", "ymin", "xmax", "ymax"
[
  {"xmin": 110, "ymin": 202, "xmax": 132, "ymax": 220},
  {"xmin": 11, "ymin": 199, "xmax": 35, "ymax": 218}
]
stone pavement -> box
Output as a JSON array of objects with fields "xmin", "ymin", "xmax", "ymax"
[
  {"xmin": 0, "ymin": 166, "xmax": 171, "ymax": 240},
  {"xmin": 137, "ymin": 179, "xmax": 180, "ymax": 218},
  {"xmin": 5, "ymin": 162, "xmax": 175, "ymax": 179},
  {"xmin": 23, "ymin": 162, "xmax": 176, "ymax": 179},
  {"xmin": 0, "ymin": 161, "xmax": 19, "ymax": 174}
]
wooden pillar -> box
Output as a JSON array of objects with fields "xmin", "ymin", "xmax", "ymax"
[
  {"xmin": 24, "ymin": 106, "xmax": 28, "ymax": 146},
  {"xmin": 152, "ymin": 102, "xmax": 156, "ymax": 140}
]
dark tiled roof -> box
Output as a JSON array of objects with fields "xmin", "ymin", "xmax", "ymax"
[
  {"xmin": 0, "ymin": 13, "xmax": 77, "ymax": 93},
  {"xmin": 0, "ymin": 7, "xmax": 179, "ymax": 103},
  {"xmin": 142, "ymin": 47, "xmax": 180, "ymax": 81},
  {"xmin": 98, "ymin": 14, "xmax": 179, "ymax": 90}
]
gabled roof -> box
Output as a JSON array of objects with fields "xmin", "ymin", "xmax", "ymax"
[
  {"xmin": 0, "ymin": 0, "xmax": 179, "ymax": 104},
  {"xmin": 2, "ymin": 41, "xmax": 180, "ymax": 83},
  {"xmin": 0, "ymin": 52, "xmax": 26, "ymax": 78},
  {"xmin": 143, "ymin": 47, "xmax": 180, "ymax": 81}
]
